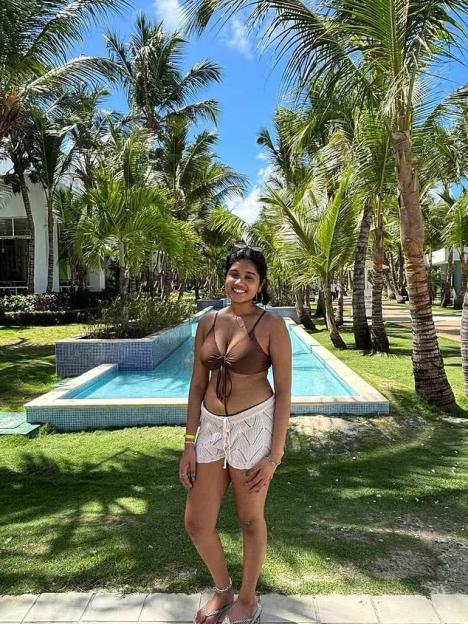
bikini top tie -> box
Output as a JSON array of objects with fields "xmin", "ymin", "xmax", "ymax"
[{"xmin": 200, "ymin": 310, "xmax": 271, "ymax": 413}]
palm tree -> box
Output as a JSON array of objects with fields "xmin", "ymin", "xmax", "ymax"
[
  {"xmin": 26, "ymin": 108, "xmax": 75, "ymax": 292},
  {"xmin": 75, "ymin": 128, "xmax": 198, "ymax": 323},
  {"xmin": 265, "ymin": 172, "xmax": 357, "ymax": 348},
  {"xmin": 54, "ymin": 189, "xmax": 89, "ymax": 291},
  {"xmin": 0, "ymin": 0, "xmax": 127, "ymax": 292},
  {"xmin": 154, "ymin": 117, "xmax": 248, "ymax": 219},
  {"xmin": 185, "ymin": 0, "xmax": 466, "ymax": 409},
  {"xmin": 106, "ymin": 14, "xmax": 221, "ymax": 138},
  {"xmin": 256, "ymin": 108, "xmax": 322, "ymax": 328}
]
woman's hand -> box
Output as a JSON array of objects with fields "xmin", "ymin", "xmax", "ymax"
[
  {"xmin": 179, "ymin": 444, "xmax": 196, "ymax": 489},
  {"xmin": 245, "ymin": 456, "xmax": 279, "ymax": 493}
]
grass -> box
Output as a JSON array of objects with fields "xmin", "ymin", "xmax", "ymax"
[
  {"xmin": 0, "ymin": 322, "xmax": 467, "ymax": 595},
  {"xmin": 0, "ymin": 324, "xmax": 90, "ymax": 413}
]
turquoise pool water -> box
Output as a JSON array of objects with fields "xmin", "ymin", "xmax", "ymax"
[{"xmin": 70, "ymin": 324, "xmax": 357, "ymax": 399}]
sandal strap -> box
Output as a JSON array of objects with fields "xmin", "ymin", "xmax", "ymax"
[{"xmin": 223, "ymin": 603, "xmax": 262, "ymax": 624}]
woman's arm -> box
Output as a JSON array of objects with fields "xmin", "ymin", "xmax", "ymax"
[
  {"xmin": 185, "ymin": 315, "xmax": 211, "ymax": 437},
  {"xmin": 245, "ymin": 315, "xmax": 292, "ymax": 492},
  {"xmin": 269, "ymin": 316, "xmax": 292, "ymax": 463},
  {"xmin": 180, "ymin": 314, "xmax": 211, "ymax": 489}
]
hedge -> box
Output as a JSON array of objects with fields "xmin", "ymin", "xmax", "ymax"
[{"xmin": 0, "ymin": 308, "xmax": 100, "ymax": 327}]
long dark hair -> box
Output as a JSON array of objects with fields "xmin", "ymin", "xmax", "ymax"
[{"xmin": 224, "ymin": 246, "xmax": 270, "ymax": 305}]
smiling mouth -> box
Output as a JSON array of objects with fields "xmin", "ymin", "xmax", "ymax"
[{"xmin": 232, "ymin": 288, "xmax": 247, "ymax": 294}]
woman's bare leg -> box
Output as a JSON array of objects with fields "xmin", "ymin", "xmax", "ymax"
[
  {"xmin": 228, "ymin": 466, "xmax": 271, "ymax": 620},
  {"xmin": 185, "ymin": 459, "xmax": 233, "ymax": 623}
]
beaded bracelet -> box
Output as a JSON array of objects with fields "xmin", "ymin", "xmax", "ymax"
[
  {"xmin": 267, "ymin": 456, "xmax": 281, "ymax": 467},
  {"xmin": 184, "ymin": 441, "xmax": 195, "ymax": 446},
  {"xmin": 184, "ymin": 433, "xmax": 196, "ymax": 441}
]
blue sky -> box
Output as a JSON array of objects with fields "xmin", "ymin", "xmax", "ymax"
[{"xmin": 72, "ymin": 1, "xmax": 466, "ymax": 222}]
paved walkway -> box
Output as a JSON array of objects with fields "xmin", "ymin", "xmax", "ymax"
[
  {"xmin": 381, "ymin": 305, "xmax": 462, "ymax": 342},
  {"xmin": 1, "ymin": 592, "xmax": 468, "ymax": 624}
]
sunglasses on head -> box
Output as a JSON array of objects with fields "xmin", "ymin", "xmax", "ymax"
[{"xmin": 233, "ymin": 242, "xmax": 263, "ymax": 253}]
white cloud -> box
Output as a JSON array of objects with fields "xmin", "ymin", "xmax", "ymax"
[
  {"xmin": 256, "ymin": 152, "xmax": 268, "ymax": 161},
  {"xmin": 154, "ymin": 0, "xmax": 185, "ymax": 32},
  {"xmin": 226, "ymin": 188, "xmax": 263, "ymax": 224},
  {"xmin": 223, "ymin": 17, "xmax": 253, "ymax": 59},
  {"xmin": 257, "ymin": 164, "xmax": 273, "ymax": 184},
  {"xmin": 225, "ymin": 165, "xmax": 273, "ymax": 224}
]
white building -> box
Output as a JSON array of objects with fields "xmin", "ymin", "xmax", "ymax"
[{"xmin": 0, "ymin": 177, "xmax": 105, "ymax": 294}]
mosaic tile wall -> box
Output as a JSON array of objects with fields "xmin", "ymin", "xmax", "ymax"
[
  {"xmin": 56, "ymin": 321, "xmax": 193, "ymax": 377},
  {"xmin": 27, "ymin": 399, "xmax": 389, "ymax": 431},
  {"xmin": 196, "ymin": 298, "xmax": 229, "ymax": 311},
  {"xmin": 266, "ymin": 306, "xmax": 299, "ymax": 322},
  {"xmin": 27, "ymin": 405, "xmax": 188, "ymax": 430}
]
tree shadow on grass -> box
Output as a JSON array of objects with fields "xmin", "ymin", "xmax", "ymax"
[
  {"xmin": 0, "ymin": 395, "xmax": 467, "ymax": 595},
  {"xmin": 0, "ymin": 344, "xmax": 57, "ymax": 411}
]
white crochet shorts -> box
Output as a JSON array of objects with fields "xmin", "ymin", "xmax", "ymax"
[{"xmin": 195, "ymin": 395, "xmax": 275, "ymax": 469}]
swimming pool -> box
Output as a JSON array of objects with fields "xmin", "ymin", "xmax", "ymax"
[
  {"xmin": 25, "ymin": 317, "xmax": 389, "ymax": 431},
  {"xmin": 68, "ymin": 323, "xmax": 356, "ymax": 399}
]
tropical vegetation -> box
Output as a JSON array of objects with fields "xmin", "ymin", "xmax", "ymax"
[{"xmin": 1, "ymin": 0, "xmax": 467, "ymax": 408}]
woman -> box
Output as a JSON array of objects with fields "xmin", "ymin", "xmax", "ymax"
[{"xmin": 180, "ymin": 245, "xmax": 292, "ymax": 624}]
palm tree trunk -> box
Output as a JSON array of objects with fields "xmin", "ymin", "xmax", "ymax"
[
  {"xmin": 396, "ymin": 243, "xmax": 408, "ymax": 302},
  {"xmin": 427, "ymin": 249, "xmax": 433, "ymax": 304},
  {"xmin": 295, "ymin": 289, "xmax": 315, "ymax": 330},
  {"xmin": 393, "ymin": 122, "xmax": 454, "ymax": 409},
  {"xmin": 454, "ymin": 253, "xmax": 468, "ymax": 309},
  {"xmin": 324, "ymin": 285, "xmax": 347, "ymax": 349},
  {"xmin": 17, "ymin": 171, "xmax": 35, "ymax": 294},
  {"xmin": 336, "ymin": 276, "xmax": 344, "ymax": 326},
  {"xmin": 441, "ymin": 247, "xmax": 453, "ymax": 307},
  {"xmin": 120, "ymin": 266, "xmax": 130, "ymax": 327},
  {"xmin": 46, "ymin": 194, "xmax": 54, "ymax": 292},
  {"xmin": 314, "ymin": 288, "xmax": 325, "ymax": 319},
  {"xmin": 461, "ymin": 279, "xmax": 468, "ymax": 395},
  {"xmin": 352, "ymin": 202, "xmax": 373, "ymax": 349},
  {"xmin": 178, "ymin": 280, "xmax": 186, "ymax": 301},
  {"xmin": 371, "ymin": 209, "xmax": 389, "ymax": 352}
]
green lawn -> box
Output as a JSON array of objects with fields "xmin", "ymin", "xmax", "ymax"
[
  {"xmin": 0, "ymin": 324, "xmax": 91, "ymax": 412},
  {"xmin": 0, "ymin": 323, "xmax": 467, "ymax": 595}
]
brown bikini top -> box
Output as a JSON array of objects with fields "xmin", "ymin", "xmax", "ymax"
[{"xmin": 200, "ymin": 310, "xmax": 272, "ymax": 413}]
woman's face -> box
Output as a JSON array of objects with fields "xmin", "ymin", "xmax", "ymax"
[{"xmin": 225, "ymin": 259, "xmax": 263, "ymax": 303}]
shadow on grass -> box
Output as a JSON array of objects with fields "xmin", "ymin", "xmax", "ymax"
[
  {"xmin": 0, "ymin": 343, "xmax": 57, "ymax": 411},
  {"xmin": 0, "ymin": 394, "xmax": 467, "ymax": 596}
]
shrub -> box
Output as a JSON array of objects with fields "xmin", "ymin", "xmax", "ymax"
[
  {"xmin": 1, "ymin": 309, "xmax": 100, "ymax": 326},
  {"xmin": 86, "ymin": 294, "xmax": 196, "ymax": 339},
  {"xmin": 0, "ymin": 295, "xmax": 35, "ymax": 313}
]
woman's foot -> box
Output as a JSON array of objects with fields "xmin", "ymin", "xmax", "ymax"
[
  {"xmin": 195, "ymin": 588, "xmax": 235, "ymax": 624},
  {"xmin": 223, "ymin": 598, "xmax": 260, "ymax": 624}
]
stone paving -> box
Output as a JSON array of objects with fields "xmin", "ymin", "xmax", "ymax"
[{"xmin": 1, "ymin": 593, "xmax": 467, "ymax": 624}]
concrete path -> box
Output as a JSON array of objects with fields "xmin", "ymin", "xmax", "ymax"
[
  {"xmin": 380, "ymin": 304, "xmax": 461, "ymax": 342},
  {"xmin": 1, "ymin": 592, "xmax": 468, "ymax": 624}
]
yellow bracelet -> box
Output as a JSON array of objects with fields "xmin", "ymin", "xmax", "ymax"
[{"xmin": 184, "ymin": 434, "xmax": 196, "ymax": 441}]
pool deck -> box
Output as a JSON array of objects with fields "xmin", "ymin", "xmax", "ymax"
[{"xmin": 1, "ymin": 591, "xmax": 467, "ymax": 623}]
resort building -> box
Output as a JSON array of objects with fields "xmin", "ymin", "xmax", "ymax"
[{"xmin": 0, "ymin": 176, "xmax": 105, "ymax": 294}]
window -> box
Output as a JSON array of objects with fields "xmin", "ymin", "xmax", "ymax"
[
  {"xmin": 13, "ymin": 218, "xmax": 29, "ymax": 236},
  {"xmin": 0, "ymin": 218, "xmax": 13, "ymax": 237},
  {"xmin": 0, "ymin": 217, "xmax": 30, "ymax": 237}
]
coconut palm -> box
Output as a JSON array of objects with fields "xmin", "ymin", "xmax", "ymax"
[
  {"xmin": 106, "ymin": 15, "xmax": 221, "ymax": 138},
  {"xmin": 25, "ymin": 108, "xmax": 76, "ymax": 292},
  {"xmin": 185, "ymin": 0, "xmax": 466, "ymax": 408},
  {"xmin": 54, "ymin": 189, "xmax": 89, "ymax": 291},
  {"xmin": 75, "ymin": 128, "xmax": 199, "ymax": 323},
  {"xmin": 0, "ymin": 0, "xmax": 126, "ymax": 291},
  {"xmin": 256, "ymin": 108, "xmax": 324, "ymax": 328},
  {"xmin": 154, "ymin": 117, "xmax": 248, "ymax": 219},
  {"xmin": 264, "ymin": 170, "xmax": 357, "ymax": 348}
]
